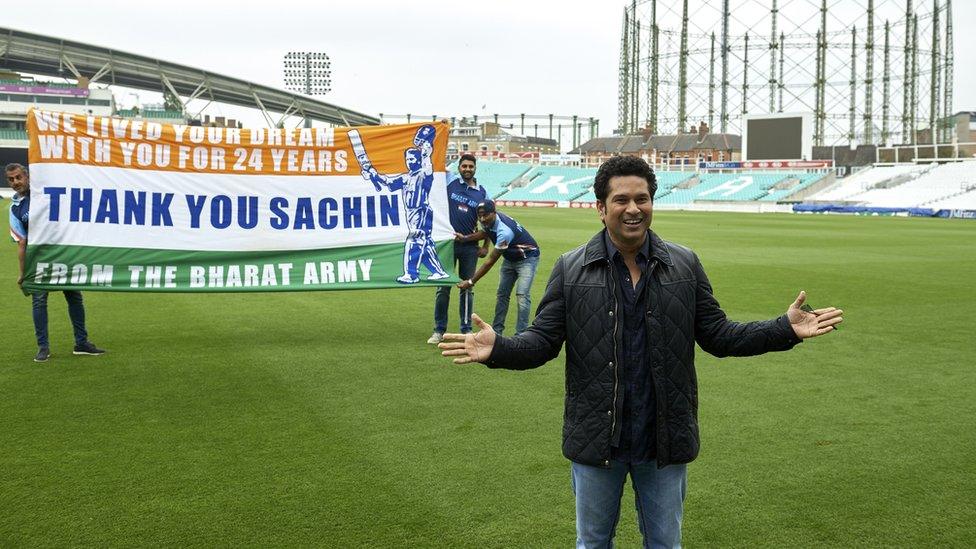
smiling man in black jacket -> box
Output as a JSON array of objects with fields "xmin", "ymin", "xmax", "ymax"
[{"xmin": 439, "ymin": 155, "xmax": 843, "ymax": 548}]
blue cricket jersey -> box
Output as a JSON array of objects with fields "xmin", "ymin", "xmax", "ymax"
[
  {"xmin": 446, "ymin": 175, "xmax": 487, "ymax": 247},
  {"xmin": 484, "ymin": 212, "xmax": 540, "ymax": 262},
  {"xmin": 8, "ymin": 193, "xmax": 29, "ymax": 242}
]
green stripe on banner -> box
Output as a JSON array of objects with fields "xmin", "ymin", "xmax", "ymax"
[{"xmin": 22, "ymin": 241, "xmax": 458, "ymax": 292}]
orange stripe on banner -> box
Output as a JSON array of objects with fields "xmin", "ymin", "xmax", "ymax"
[{"xmin": 26, "ymin": 109, "xmax": 449, "ymax": 176}]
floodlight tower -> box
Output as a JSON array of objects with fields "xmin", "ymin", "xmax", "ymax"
[{"xmin": 283, "ymin": 51, "xmax": 332, "ymax": 127}]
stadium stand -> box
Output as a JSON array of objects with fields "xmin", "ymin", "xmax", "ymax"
[
  {"xmin": 501, "ymin": 165, "xmax": 597, "ymax": 202},
  {"xmin": 115, "ymin": 108, "xmax": 184, "ymax": 120},
  {"xmin": 468, "ymin": 161, "xmax": 532, "ymax": 198},
  {"xmin": 461, "ymin": 159, "xmax": 975, "ymax": 210},
  {"xmin": 848, "ymin": 162, "xmax": 976, "ymax": 207},
  {"xmin": 656, "ymin": 173, "xmax": 743, "ymax": 205},
  {"xmin": 0, "ymin": 78, "xmax": 80, "ymax": 89},
  {"xmin": 571, "ymin": 170, "xmax": 696, "ymax": 203},
  {"xmin": 925, "ymin": 188, "xmax": 976, "ymax": 209},
  {"xmin": 697, "ymin": 173, "xmax": 788, "ymax": 201},
  {"xmin": 648, "ymin": 172, "xmax": 828, "ymax": 204},
  {"xmin": 809, "ymin": 164, "xmax": 930, "ymax": 201},
  {"xmin": 0, "ymin": 129, "xmax": 28, "ymax": 140},
  {"xmin": 760, "ymin": 172, "xmax": 828, "ymax": 201}
]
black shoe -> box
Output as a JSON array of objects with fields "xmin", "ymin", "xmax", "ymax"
[
  {"xmin": 73, "ymin": 341, "xmax": 106, "ymax": 356},
  {"xmin": 34, "ymin": 348, "xmax": 51, "ymax": 362}
]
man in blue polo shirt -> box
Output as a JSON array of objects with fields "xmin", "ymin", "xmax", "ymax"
[
  {"xmin": 427, "ymin": 154, "xmax": 489, "ymax": 344},
  {"xmin": 7, "ymin": 163, "xmax": 106, "ymax": 363},
  {"xmin": 457, "ymin": 200, "xmax": 540, "ymax": 335}
]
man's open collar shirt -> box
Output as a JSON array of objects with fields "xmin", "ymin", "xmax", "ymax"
[{"xmin": 604, "ymin": 232, "xmax": 656, "ymax": 464}]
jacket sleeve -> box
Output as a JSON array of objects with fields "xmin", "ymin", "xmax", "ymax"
[
  {"xmin": 692, "ymin": 252, "xmax": 802, "ymax": 357},
  {"xmin": 484, "ymin": 254, "xmax": 567, "ymax": 370}
]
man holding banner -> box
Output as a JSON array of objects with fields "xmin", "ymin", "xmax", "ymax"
[
  {"xmin": 457, "ymin": 199, "xmax": 540, "ymax": 336},
  {"xmin": 7, "ymin": 163, "xmax": 105, "ymax": 362},
  {"xmin": 428, "ymin": 153, "xmax": 488, "ymax": 344}
]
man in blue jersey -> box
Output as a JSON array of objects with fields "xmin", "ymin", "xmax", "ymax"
[
  {"xmin": 6, "ymin": 163, "xmax": 105, "ymax": 363},
  {"xmin": 457, "ymin": 200, "xmax": 540, "ymax": 335},
  {"xmin": 427, "ymin": 154, "xmax": 489, "ymax": 344}
]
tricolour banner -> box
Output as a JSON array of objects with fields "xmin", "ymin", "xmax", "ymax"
[{"xmin": 23, "ymin": 109, "xmax": 458, "ymax": 292}]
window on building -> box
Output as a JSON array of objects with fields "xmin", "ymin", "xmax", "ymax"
[
  {"xmin": 718, "ymin": 151, "xmax": 725, "ymax": 161},
  {"xmin": 480, "ymin": 145, "xmax": 488, "ymax": 152},
  {"xmin": 495, "ymin": 144, "xmax": 503, "ymax": 152},
  {"xmin": 461, "ymin": 142, "xmax": 469, "ymax": 152}
]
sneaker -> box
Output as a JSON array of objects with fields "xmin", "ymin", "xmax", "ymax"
[
  {"xmin": 426, "ymin": 332, "xmax": 444, "ymax": 344},
  {"xmin": 396, "ymin": 274, "xmax": 419, "ymax": 284},
  {"xmin": 73, "ymin": 341, "xmax": 106, "ymax": 356},
  {"xmin": 34, "ymin": 347, "xmax": 50, "ymax": 362},
  {"xmin": 426, "ymin": 272, "xmax": 450, "ymax": 281}
]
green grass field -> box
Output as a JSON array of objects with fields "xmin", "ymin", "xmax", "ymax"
[{"xmin": 1, "ymin": 208, "xmax": 974, "ymax": 547}]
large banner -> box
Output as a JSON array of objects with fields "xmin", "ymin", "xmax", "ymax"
[{"xmin": 22, "ymin": 109, "xmax": 458, "ymax": 292}]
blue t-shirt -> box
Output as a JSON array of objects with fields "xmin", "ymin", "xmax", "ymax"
[
  {"xmin": 446, "ymin": 175, "xmax": 487, "ymax": 247},
  {"xmin": 8, "ymin": 194, "xmax": 29, "ymax": 242},
  {"xmin": 484, "ymin": 212, "xmax": 540, "ymax": 262}
]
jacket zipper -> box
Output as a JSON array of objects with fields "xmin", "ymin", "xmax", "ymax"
[{"xmin": 607, "ymin": 259, "xmax": 620, "ymax": 465}]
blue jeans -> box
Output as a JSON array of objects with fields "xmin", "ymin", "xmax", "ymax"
[
  {"xmin": 434, "ymin": 244, "xmax": 478, "ymax": 333},
  {"xmin": 571, "ymin": 460, "xmax": 687, "ymax": 549},
  {"xmin": 32, "ymin": 291, "xmax": 89, "ymax": 349},
  {"xmin": 492, "ymin": 255, "xmax": 539, "ymax": 336}
]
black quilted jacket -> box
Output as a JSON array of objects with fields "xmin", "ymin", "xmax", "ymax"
[{"xmin": 485, "ymin": 229, "xmax": 801, "ymax": 468}]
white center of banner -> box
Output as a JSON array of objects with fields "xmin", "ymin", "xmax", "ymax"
[{"xmin": 30, "ymin": 164, "xmax": 454, "ymax": 252}]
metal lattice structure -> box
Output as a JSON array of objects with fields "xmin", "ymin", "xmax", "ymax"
[
  {"xmin": 379, "ymin": 113, "xmax": 599, "ymax": 152},
  {"xmin": 617, "ymin": 0, "xmax": 955, "ymax": 146}
]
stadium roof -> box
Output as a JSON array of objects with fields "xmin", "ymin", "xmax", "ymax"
[{"xmin": 0, "ymin": 26, "xmax": 379, "ymax": 127}]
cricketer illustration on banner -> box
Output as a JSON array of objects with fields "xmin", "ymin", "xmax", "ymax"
[
  {"xmin": 20, "ymin": 109, "xmax": 458, "ymax": 292},
  {"xmin": 355, "ymin": 124, "xmax": 449, "ymax": 284}
]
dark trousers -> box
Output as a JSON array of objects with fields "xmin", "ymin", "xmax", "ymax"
[
  {"xmin": 32, "ymin": 291, "xmax": 88, "ymax": 348},
  {"xmin": 433, "ymin": 244, "xmax": 479, "ymax": 333}
]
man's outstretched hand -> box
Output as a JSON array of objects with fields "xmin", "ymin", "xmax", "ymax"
[
  {"xmin": 787, "ymin": 291, "xmax": 843, "ymax": 339},
  {"xmin": 438, "ymin": 313, "xmax": 496, "ymax": 364}
]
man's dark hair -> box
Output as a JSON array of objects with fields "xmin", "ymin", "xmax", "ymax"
[
  {"xmin": 5, "ymin": 163, "xmax": 28, "ymax": 175},
  {"xmin": 458, "ymin": 153, "xmax": 477, "ymax": 165},
  {"xmin": 593, "ymin": 156, "xmax": 657, "ymax": 202}
]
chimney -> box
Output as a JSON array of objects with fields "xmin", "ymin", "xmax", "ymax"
[{"xmin": 698, "ymin": 121, "xmax": 709, "ymax": 140}]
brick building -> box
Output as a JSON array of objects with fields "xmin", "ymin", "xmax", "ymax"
[{"xmin": 572, "ymin": 122, "xmax": 740, "ymax": 167}]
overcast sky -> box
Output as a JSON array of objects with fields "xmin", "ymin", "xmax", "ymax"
[{"xmin": 4, "ymin": 0, "xmax": 973, "ymax": 134}]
